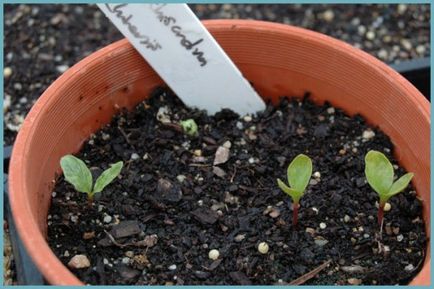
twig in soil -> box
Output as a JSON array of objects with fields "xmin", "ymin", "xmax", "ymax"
[
  {"xmin": 104, "ymin": 230, "xmax": 158, "ymax": 248},
  {"xmin": 230, "ymin": 165, "xmax": 237, "ymax": 183},
  {"xmin": 188, "ymin": 163, "xmax": 211, "ymax": 167},
  {"xmin": 143, "ymin": 194, "xmax": 166, "ymax": 210},
  {"xmin": 379, "ymin": 217, "xmax": 384, "ymax": 238},
  {"xmin": 117, "ymin": 126, "xmax": 134, "ymax": 147},
  {"xmin": 288, "ymin": 259, "xmax": 332, "ymax": 285},
  {"xmin": 161, "ymin": 122, "xmax": 183, "ymax": 133},
  {"xmin": 104, "ymin": 230, "xmax": 127, "ymax": 248}
]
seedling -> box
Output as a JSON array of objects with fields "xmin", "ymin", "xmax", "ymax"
[
  {"xmin": 365, "ymin": 150, "xmax": 414, "ymax": 225},
  {"xmin": 60, "ymin": 155, "xmax": 123, "ymax": 206},
  {"xmin": 277, "ymin": 154, "xmax": 312, "ymax": 226},
  {"xmin": 180, "ymin": 119, "xmax": 198, "ymax": 137}
]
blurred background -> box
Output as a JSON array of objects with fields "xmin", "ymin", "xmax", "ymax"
[{"xmin": 2, "ymin": 3, "xmax": 431, "ymax": 284}]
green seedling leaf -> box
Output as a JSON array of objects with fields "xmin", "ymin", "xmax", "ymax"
[
  {"xmin": 277, "ymin": 154, "xmax": 313, "ymax": 226},
  {"xmin": 364, "ymin": 150, "xmax": 414, "ymax": 225},
  {"xmin": 60, "ymin": 155, "xmax": 93, "ymax": 193},
  {"xmin": 93, "ymin": 161, "xmax": 124, "ymax": 193},
  {"xmin": 287, "ymin": 154, "xmax": 312, "ymax": 194},
  {"xmin": 388, "ymin": 172, "xmax": 414, "ymax": 197},
  {"xmin": 277, "ymin": 178, "xmax": 303, "ymax": 203},
  {"xmin": 180, "ymin": 119, "xmax": 198, "ymax": 137},
  {"xmin": 365, "ymin": 150, "xmax": 394, "ymax": 196}
]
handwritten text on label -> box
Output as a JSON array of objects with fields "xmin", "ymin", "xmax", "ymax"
[
  {"xmin": 105, "ymin": 4, "xmax": 162, "ymax": 51},
  {"xmin": 150, "ymin": 4, "xmax": 208, "ymax": 67}
]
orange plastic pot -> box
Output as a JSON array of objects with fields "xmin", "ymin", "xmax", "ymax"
[{"xmin": 9, "ymin": 20, "xmax": 430, "ymax": 285}]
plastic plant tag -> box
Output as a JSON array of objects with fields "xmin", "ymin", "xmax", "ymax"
[{"xmin": 97, "ymin": 3, "xmax": 265, "ymax": 115}]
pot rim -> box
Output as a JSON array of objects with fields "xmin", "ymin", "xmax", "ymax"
[{"xmin": 9, "ymin": 19, "xmax": 430, "ymax": 285}]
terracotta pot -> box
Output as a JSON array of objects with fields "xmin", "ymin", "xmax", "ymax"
[{"xmin": 9, "ymin": 20, "xmax": 430, "ymax": 285}]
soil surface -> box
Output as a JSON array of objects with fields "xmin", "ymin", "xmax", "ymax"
[{"xmin": 47, "ymin": 88, "xmax": 426, "ymax": 285}]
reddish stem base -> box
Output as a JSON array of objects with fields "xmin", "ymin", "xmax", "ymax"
[
  {"xmin": 292, "ymin": 203, "xmax": 299, "ymax": 227},
  {"xmin": 378, "ymin": 205, "xmax": 384, "ymax": 226}
]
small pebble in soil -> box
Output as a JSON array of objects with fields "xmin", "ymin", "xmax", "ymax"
[
  {"xmin": 68, "ymin": 255, "xmax": 90, "ymax": 269},
  {"xmin": 56, "ymin": 64, "xmax": 69, "ymax": 73},
  {"xmin": 214, "ymin": 146, "xmax": 230, "ymax": 165},
  {"xmin": 243, "ymin": 115, "xmax": 252, "ymax": 122},
  {"xmin": 103, "ymin": 215, "xmax": 112, "ymax": 223},
  {"xmin": 344, "ymin": 215, "xmax": 351, "ymax": 223},
  {"xmin": 223, "ymin": 140, "xmax": 232, "ymax": 149},
  {"xmin": 404, "ymin": 264, "xmax": 414, "ymax": 272},
  {"xmin": 366, "ymin": 31, "xmax": 375, "ymax": 40},
  {"xmin": 258, "ymin": 242, "xmax": 269, "ymax": 254},
  {"xmin": 319, "ymin": 222, "xmax": 327, "ymax": 229},
  {"xmin": 4, "ymin": 67, "xmax": 12, "ymax": 78},
  {"xmin": 397, "ymin": 234, "xmax": 404, "ymax": 242},
  {"xmin": 168, "ymin": 264, "xmax": 177, "ymax": 271},
  {"xmin": 121, "ymin": 257, "xmax": 130, "ymax": 264},
  {"xmin": 176, "ymin": 175, "xmax": 187, "ymax": 183},
  {"xmin": 384, "ymin": 202, "xmax": 392, "ymax": 211},
  {"xmin": 234, "ymin": 234, "xmax": 246, "ymax": 242},
  {"xmin": 313, "ymin": 171, "xmax": 321, "ymax": 179},
  {"xmin": 348, "ymin": 278, "xmax": 362, "ymax": 285},
  {"xmin": 131, "ymin": 153, "xmax": 139, "ymax": 160},
  {"xmin": 208, "ymin": 249, "xmax": 220, "ymax": 260},
  {"xmin": 362, "ymin": 129, "xmax": 375, "ymax": 140}
]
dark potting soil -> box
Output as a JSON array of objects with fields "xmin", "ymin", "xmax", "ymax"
[{"xmin": 47, "ymin": 88, "xmax": 426, "ymax": 285}]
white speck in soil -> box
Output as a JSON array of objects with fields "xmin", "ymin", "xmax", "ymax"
[
  {"xmin": 319, "ymin": 222, "xmax": 327, "ymax": 229},
  {"xmin": 101, "ymin": 133, "xmax": 110, "ymax": 140},
  {"xmin": 131, "ymin": 153, "xmax": 139, "ymax": 160},
  {"xmin": 176, "ymin": 175, "xmax": 187, "ymax": 183},
  {"xmin": 258, "ymin": 242, "xmax": 269, "ymax": 254},
  {"xmin": 404, "ymin": 264, "xmax": 414, "ymax": 271},
  {"xmin": 234, "ymin": 234, "xmax": 246, "ymax": 242},
  {"xmin": 223, "ymin": 140, "xmax": 232, "ymax": 149},
  {"xmin": 366, "ymin": 30, "xmax": 375, "ymax": 40},
  {"xmin": 122, "ymin": 257, "xmax": 130, "ymax": 264},
  {"xmin": 168, "ymin": 264, "xmax": 177, "ymax": 271},
  {"xmin": 208, "ymin": 249, "xmax": 220, "ymax": 260},
  {"xmin": 384, "ymin": 202, "xmax": 392, "ymax": 211},
  {"xmin": 70, "ymin": 215, "xmax": 78, "ymax": 223},
  {"xmin": 362, "ymin": 129, "xmax": 375, "ymax": 140},
  {"xmin": 243, "ymin": 115, "xmax": 252, "ymax": 122},
  {"xmin": 103, "ymin": 215, "xmax": 112, "ymax": 223},
  {"xmin": 397, "ymin": 234, "xmax": 404, "ymax": 242},
  {"xmin": 56, "ymin": 64, "xmax": 69, "ymax": 73},
  {"xmin": 4, "ymin": 67, "xmax": 12, "ymax": 78}
]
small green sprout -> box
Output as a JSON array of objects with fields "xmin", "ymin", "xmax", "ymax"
[
  {"xmin": 60, "ymin": 155, "xmax": 123, "ymax": 206},
  {"xmin": 180, "ymin": 119, "xmax": 198, "ymax": 137},
  {"xmin": 365, "ymin": 150, "xmax": 414, "ymax": 225},
  {"xmin": 277, "ymin": 154, "xmax": 312, "ymax": 226}
]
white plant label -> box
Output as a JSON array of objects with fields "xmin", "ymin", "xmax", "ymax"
[{"xmin": 97, "ymin": 3, "xmax": 265, "ymax": 115}]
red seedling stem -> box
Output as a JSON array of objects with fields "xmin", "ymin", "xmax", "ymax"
[
  {"xmin": 293, "ymin": 202, "xmax": 300, "ymax": 226},
  {"xmin": 378, "ymin": 201, "xmax": 385, "ymax": 226}
]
